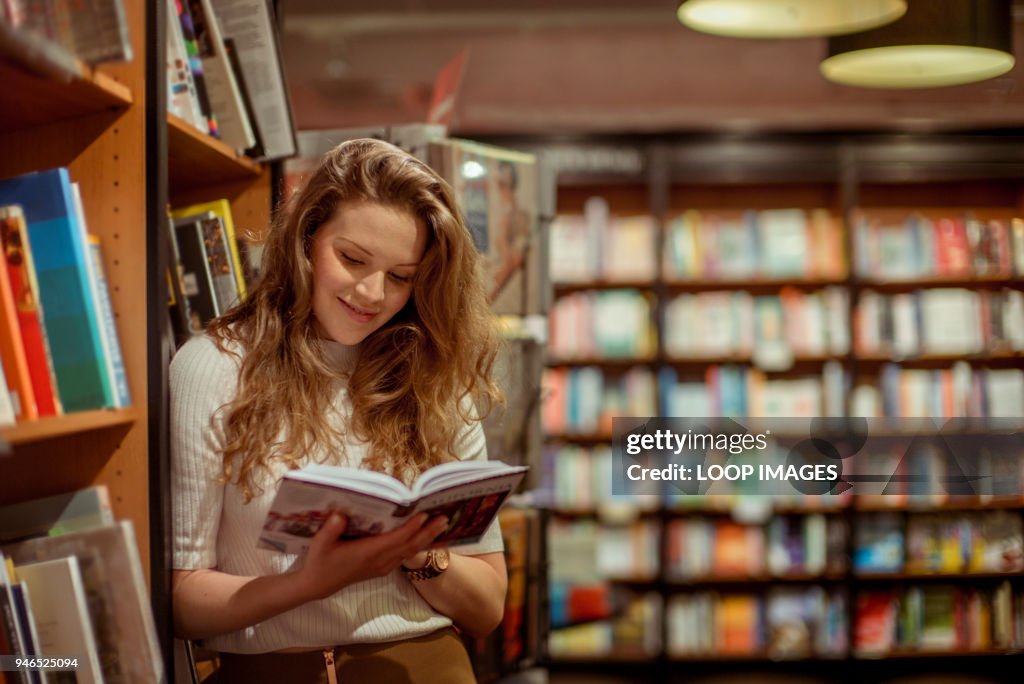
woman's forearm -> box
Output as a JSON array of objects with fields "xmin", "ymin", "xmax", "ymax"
[
  {"xmin": 172, "ymin": 568, "xmax": 315, "ymax": 641},
  {"xmin": 407, "ymin": 552, "xmax": 507, "ymax": 638}
]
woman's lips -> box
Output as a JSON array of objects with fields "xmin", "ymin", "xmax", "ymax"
[{"xmin": 339, "ymin": 297, "xmax": 376, "ymax": 323}]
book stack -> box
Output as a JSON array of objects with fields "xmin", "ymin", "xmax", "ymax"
[{"xmin": 0, "ymin": 486, "xmax": 163, "ymax": 683}]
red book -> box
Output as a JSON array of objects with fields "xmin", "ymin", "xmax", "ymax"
[
  {"xmin": 0, "ymin": 216, "xmax": 36, "ymax": 421},
  {"xmin": 0, "ymin": 206, "xmax": 60, "ymax": 417}
]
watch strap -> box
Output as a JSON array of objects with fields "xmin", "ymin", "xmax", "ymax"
[{"xmin": 403, "ymin": 550, "xmax": 447, "ymax": 581}]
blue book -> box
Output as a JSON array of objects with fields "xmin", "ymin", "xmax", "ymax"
[{"xmin": 0, "ymin": 169, "xmax": 114, "ymax": 411}]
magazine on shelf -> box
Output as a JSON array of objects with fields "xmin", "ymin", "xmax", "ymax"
[{"xmin": 258, "ymin": 460, "xmax": 528, "ymax": 554}]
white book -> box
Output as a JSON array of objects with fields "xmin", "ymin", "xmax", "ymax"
[
  {"xmin": 70, "ymin": 184, "xmax": 124, "ymax": 409},
  {"xmin": 16, "ymin": 556, "xmax": 105, "ymax": 684},
  {"xmin": 259, "ymin": 460, "xmax": 527, "ymax": 555},
  {"xmin": 188, "ymin": 0, "xmax": 256, "ymax": 151}
]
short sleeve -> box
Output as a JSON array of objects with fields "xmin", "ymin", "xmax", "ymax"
[
  {"xmin": 449, "ymin": 401, "xmax": 505, "ymax": 556},
  {"xmin": 170, "ymin": 335, "xmax": 239, "ymax": 569}
]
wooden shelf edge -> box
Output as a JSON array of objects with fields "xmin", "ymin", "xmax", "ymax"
[
  {"xmin": 167, "ymin": 113, "xmax": 262, "ymax": 175},
  {"xmin": 85, "ymin": 67, "xmax": 134, "ymax": 106},
  {"xmin": 2, "ymin": 408, "xmax": 137, "ymax": 446}
]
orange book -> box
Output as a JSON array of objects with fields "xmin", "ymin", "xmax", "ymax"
[
  {"xmin": 0, "ymin": 208, "xmax": 37, "ymax": 420},
  {"xmin": 0, "ymin": 206, "xmax": 60, "ymax": 417}
]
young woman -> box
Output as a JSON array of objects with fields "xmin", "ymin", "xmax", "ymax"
[{"xmin": 170, "ymin": 139, "xmax": 508, "ymax": 683}]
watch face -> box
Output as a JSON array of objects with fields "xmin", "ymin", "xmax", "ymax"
[{"xmin": 433, "ymin": 549, "xmax": 450, "ymax": 571}]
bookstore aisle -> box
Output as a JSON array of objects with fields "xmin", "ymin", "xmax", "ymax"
[{"xmin": 514, "ymin": 136, "xmax": 1024, "ymax": 684}]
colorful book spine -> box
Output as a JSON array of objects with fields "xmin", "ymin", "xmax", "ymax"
[
  {"xmin": 86, "ymin": 235, "xmax": 131, "ymax": 408},
  {"xmin": 0, "ymin": 206, "xmax": 61, "ymax": 417},
  {"xmin": 171, "ymin": 198, "xmax": 247, "ymax": 299},
  {"xmin": 0, "ymin": 208, "xmax": 36, "ymax": 421},
  {"xmin": 0, "ymin": 169, "xmax": 114, "ymax": 412}
]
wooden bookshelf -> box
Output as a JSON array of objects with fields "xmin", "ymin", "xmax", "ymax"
[
  {"xmin": 167, "ymin": 113, "xmax": 262, "ymax": 190},
  {"xmin": 1, "ymin": 409, "xmax": 137, "ymax": 446},
  {"xmin": 0, "ymin": 0, "xmax": 149, "ymax": 545},
  {"xmin": 0, "ymin": 60, "xmax": 133, "ymax": 130},
  {"xmin": 538, "ymin": 137, "xmax": 1024, "ymax": 676}
]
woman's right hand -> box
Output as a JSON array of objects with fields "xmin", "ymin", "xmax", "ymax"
[{"xmin": 294, "ymin": 512, "xmax": 448, "ymax": 601}]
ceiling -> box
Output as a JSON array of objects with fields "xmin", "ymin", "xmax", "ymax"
[{"xmin": 279, "ymin": 0, "xmax": 1024, "ymax": 137}]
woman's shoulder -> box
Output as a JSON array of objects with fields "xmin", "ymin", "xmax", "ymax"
[{"xmin": 170, "ymin": 333, "xmax": 244, "ymax": 387}]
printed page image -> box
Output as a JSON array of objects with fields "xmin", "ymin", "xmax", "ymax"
[{"xmin": 257, "ymin": 480, "xmax": 409, "ymax": 554}]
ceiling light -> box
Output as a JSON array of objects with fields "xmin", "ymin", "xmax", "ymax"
[
  {"xmin": 676, "ymin": 0, "xmax": 907, "ymax": 39},
  {"xmin": 821, "ymin": 0, "xmax": 1015, "ymax": 88}
]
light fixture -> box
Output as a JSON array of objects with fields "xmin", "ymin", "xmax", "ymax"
[
  {"xmin": 821, "ymin": 0, "xmax": 1015, "ymax": 88},
  {"xmin": 676, "ymin": 0, "xmax": 907, "ymax": 39}
]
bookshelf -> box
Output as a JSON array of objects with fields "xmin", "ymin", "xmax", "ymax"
[
  {"xmin": 0, "ymin": 0, "xmax": 150, "ymax": 558},
  {"xmin": 491, "ymin": 133, "xmax": 1024, "ymax": 681},
  {"xmin": 0, "ymin": 2, "xmax": 280, "ymax": 680}
]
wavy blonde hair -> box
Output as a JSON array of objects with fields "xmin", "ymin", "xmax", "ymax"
[{"xmin": 208, "ymin": 138, "xmax": 503, "ymax": 501}]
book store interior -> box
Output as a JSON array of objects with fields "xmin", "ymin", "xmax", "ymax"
[{"xmin": 3, "ymin": 1, "xmax": 1024, "ymax": 683}]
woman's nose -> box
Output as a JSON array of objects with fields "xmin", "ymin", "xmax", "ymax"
[{"xmin": 354, "ymin": 270, "xmax": 385, "ymax": 306}]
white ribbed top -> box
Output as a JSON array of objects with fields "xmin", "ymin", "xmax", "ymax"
[{"xmin": 170, "ymin": 334, "xmax": 503, "ymax": 653}]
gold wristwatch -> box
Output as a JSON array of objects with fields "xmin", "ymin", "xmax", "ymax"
[{"xmin": 402, "ymin": 549, "xmax": 450, "ymax": 581}]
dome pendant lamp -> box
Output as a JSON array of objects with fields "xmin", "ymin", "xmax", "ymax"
[
  {"xmin": 676, "ymin": 0, "xmax": 907, "ymax": 39},
  {"xmin": 821, "ymin": 0, "xmax": 1016, "ymax": 88}
]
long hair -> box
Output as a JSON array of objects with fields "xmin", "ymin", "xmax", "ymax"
[{"xmin": 208, "ymin": 138, "xmax": 502, "ymax": 501}]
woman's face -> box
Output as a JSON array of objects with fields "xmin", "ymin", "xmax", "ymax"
[{"xmin": 310, "ymin": 201, "xmax": 427, "ymax": 345}]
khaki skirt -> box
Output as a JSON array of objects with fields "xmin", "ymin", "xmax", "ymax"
[{"xmin": 210, "ymin": 627, "xmax": 475, "ymax": 684}]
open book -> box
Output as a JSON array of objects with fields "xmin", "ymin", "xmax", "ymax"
[{"xmin": 257, "ymin": 460, "xmax": 528, "ymax": 554}]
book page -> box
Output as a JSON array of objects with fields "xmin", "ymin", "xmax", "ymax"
[
  {"xmin": 411, "ymin": 470, "xmax": 526, "ymax": 547},
  {"xmin": 258, "ymin": 479, "xmax": 409, "ymax": 555}
]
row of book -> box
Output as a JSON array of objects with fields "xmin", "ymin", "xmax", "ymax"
[
  {"xmin": 165, "ymin": 0, "xmax": 296, "ymax": 160},
  {"xmin": 548, "ymin": 289, "xmax": 657, "ymax": 361},
  {"xmin": 548, "ymin": 588, "xmax": 661, "ymax": 658},
  {"xmin": 549, "ymin": 203, "xmax": 848, "ymax": 284},
  {"xmin": 0, "ymin": 167, "xmax": 131, "ymax": 422},
  {"xmin": 551, "ymin": 580, "xmax": 1024, "ymax": 659},
  {"xmin": 854, "ymin": 511, "xmax": 1024, "ymax": 575},
  {"xmin": 166, "ymin": 198, "xmax": 256, "ymax": 346},
  {"xmin": 855, "ymin": 583, "xmax": 1022, "ymax": 655},
  {"xmin": 544, "ymin": 362, "xmax": 1023, "ymax": 423},
  {"xmin": 0, "ymin": 0, "xmax": 131, "ymax": 78},
  {"xmin": 0, "ymin": 486, "xmax": 163, "ymax": 683},
  {"xmin": 668, "ymin": 587, "xmax": 848, "ymax": 658},
  {"xmin": 542, "ymin": 366, "xmax": 657, "ymax": 437},
  {"xmin": 664, "ymin": 208, "xmax": 847, "ymax": 282},
  {"xmin": 853, "ymin": 365, "xmax": 1024, "ymax": 419},
  {"xmin": 856, "ymin": 288, "xmax": 1024, "ymax": 357},
  {"xmin": 664, "ymin": 288, "xmax": 850, "ymax": 361},
  {"xmin": 854, "ymin": 212, "xmax": 1024, "ymax": 281},
  {"xmin": 548, "ymin": 519, "xmax": 660, "ymax": 583},
  {"xmin": 665, "ymin": 515, "xmax": 847, "ymax": 580}
]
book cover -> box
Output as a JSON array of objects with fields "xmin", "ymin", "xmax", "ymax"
[
  {"xmin": 172, "ymin": 214, "xmax": 220, "ymax": 330},
  {"xmin": 86, "ymin": 235, "xmax": 131, "ymax": 409},
  {"xmin": 210, "ymin": 0, "xmax": 299, "ymax": 161},
  {"xmin": 171, "ymin": 199, "xmax": 246, "ymax": 300},
  {"xmin": 15, "ymin": 556, "xmax": 104, "ymax": 684},
  {"xmin": 0, "ymin": 169, "xmax": 113, "ymax": 412},
  {"xmin": 186, "ymin": 0, "xmax": 257, "ymax": 152},
  {"xmin": 258, "ymin": 461, "xmax": 528, "ymax": 554}
]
